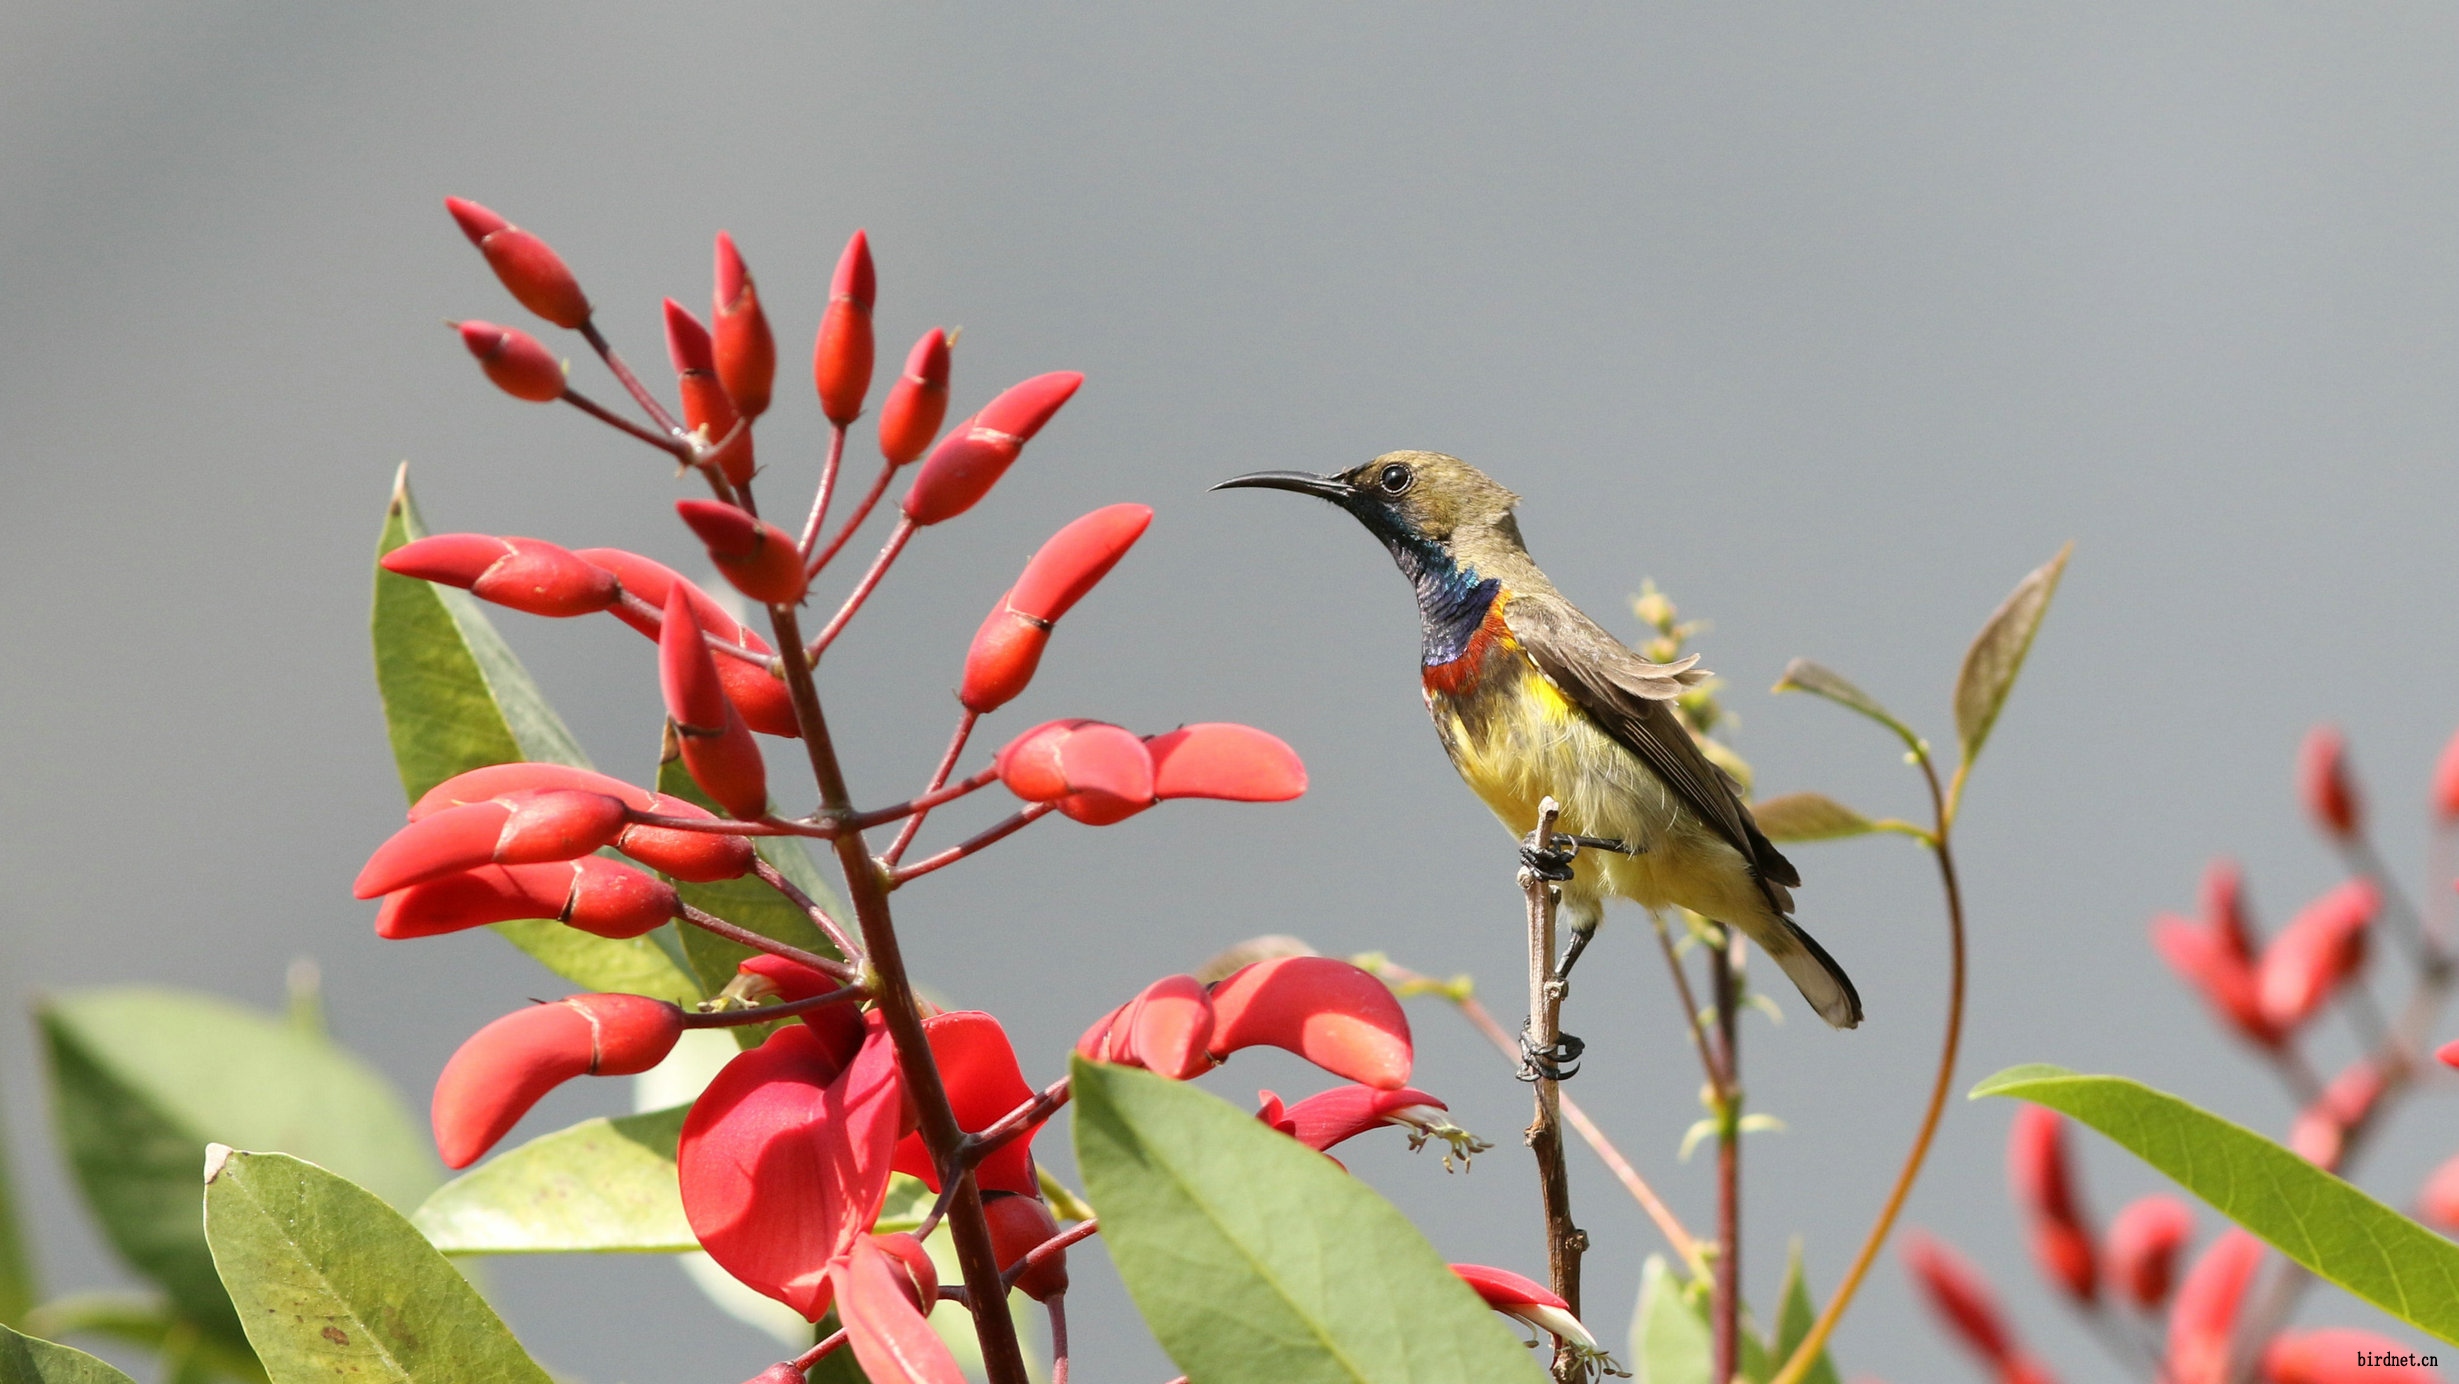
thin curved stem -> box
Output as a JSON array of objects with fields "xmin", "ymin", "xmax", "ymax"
[
  {"xmin": 560, "ymin": 388, "xmax": 691, "ymax": 459},
  {"xmin": 799, "ymin": 424, "xmax": 849, "ymax": 557},
  {"xmin": 890, "ymin": 804, "xmax": 1054, "ymax": 884},
  {"xmin": 749, "ymin": 857, "xmax": 863, "ymax": 961},
  {"xmin": 807, "ymin": 518, "xmax": 917, "ymax": 660},
  {"xmin": 578, "ymin": 321, "xmax": 684, "ymax": 437},
  {"xmin": 849, "ymin": 762, "xmax": 997, "ymax": 834},
  {"xmin": 809, "ymin": 460, "xmax": 900, "ymax": 577},
  {"xmin": 1769, "ymin": 752, "xmax": 1966, "ymax": 1384},
  {"xmin": 680, "ymin": 984, "xmax": 866, "ymax": 1028},
  {"xmin": 885, "ymin": 711, "xmax": 982, "ymax": 865},
  {"xmin": 1002, "ymin": 1219, "xmax": 1100, "ymax": 1291},
  {"xmin": 676, "ymin": 904, "xmax": 858, "ymax": 983}
]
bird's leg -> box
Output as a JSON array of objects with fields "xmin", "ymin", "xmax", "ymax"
[
  {"xmin": 1518, "ymin": 1028, "xmax": 1584, "ymax": 1082},
  {"xmin": 1556, "ymin": 914, "xmax": 1599, "ymax": 987},
  {"xmin": 1518, "ymin": 836, "xmax": 1577, "ymax": 882},
  {"xmin": 1519, "ymin": 821, "xmax": 1590, "ymax": 1082}
]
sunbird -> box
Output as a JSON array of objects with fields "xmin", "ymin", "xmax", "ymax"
[{"xmin": 1217, "ymin": 452, "xmax": 1862, "ymax": 1052}]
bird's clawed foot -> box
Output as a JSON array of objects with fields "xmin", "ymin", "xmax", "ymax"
[
  {"xmin": 1519, "ymin": 840, "xmax": 1577, "ymax": 882},
  {"xmin": 1516, "ymin": 1027, "xmax": 1585, "ymax": 1082}
]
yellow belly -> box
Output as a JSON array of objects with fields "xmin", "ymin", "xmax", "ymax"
[{"xmin": 1426, "ymin": 658, "xmax": 1765, "ymax": 927}]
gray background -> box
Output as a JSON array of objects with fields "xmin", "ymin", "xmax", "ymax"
[{"xmin": 4, "ymin": 4, "xmax": 2456, "ymax": 1380}]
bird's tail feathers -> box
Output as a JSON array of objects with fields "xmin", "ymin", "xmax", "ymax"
[{"xmin": 1765, "ymin": 916, "xmax": 1863, "ymax": 1030}]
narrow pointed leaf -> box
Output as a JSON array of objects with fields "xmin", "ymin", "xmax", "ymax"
[
  {"xmin": 1772, "ymin": 1241, "xmax": 1841, "ymax": 1384},
  {"xmin": 1972, "ymin": 1064, "xmax": 2459, "ymax": 1343},
  {"xmin": 16, "ymin": 1296, "xmax": 267, "ymax": 1384},
  {"xmin": 413, "ymin": 1106, "xmax": 696, "ymax": 1254},
  {"xmin": 204, "ymin": 1149, "xmax": 552, "ymax": 1383},
  {"xmin": 374, "ymin": 467, "xmax": 701, "ymax": 1000},
  {"xmin": 1749, "ymin": 792, "xmax": 1878, "ymax": 844},
  {"xmin": 0, "ymin": 1101, "xmax": 33, "ymax": 1328},
  {"xmin": 652, "ymin": 755, "xmax": 842, "ymax": 1030},
  {"xmin": 1769, "ymin": 660, "xmax": 1921, "ymax": 754},
  {"xmin": 1631, "ymin": 1256, "xmax": 1708, "ymax": 1384},
  {"xmin": 39, "ymin": 989, "xmax": 436, "ymax": 1356},
  {"xmin": 0, "ymin": 1323, "xmax": 142, "ymax": 1384},
  {"xmin": 1073, "ymin": 1058, "xmax": 1544, "ymax": 1384},
  {"xmin": 1951, "ymin": 543, "xmax": 2071, "ymax": 768}
]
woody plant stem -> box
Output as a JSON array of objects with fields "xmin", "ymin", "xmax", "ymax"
[
  {"xmin": 764, "ymin": 592, "xmax": 1033, "ymax": 1384},
  {"xmin": 1520, "ymin": 798, "xmax": 1586, "ymax": 1384}
]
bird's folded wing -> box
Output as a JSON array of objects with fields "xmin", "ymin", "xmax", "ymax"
[{"xmin": 1504, "ymin": 598, "xmax": 1801, "ymax": 892}]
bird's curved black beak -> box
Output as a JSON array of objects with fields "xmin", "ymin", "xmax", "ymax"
[{"xmin": 1210, "ymin": 470, "xmax": 1357, "ymax": 505}]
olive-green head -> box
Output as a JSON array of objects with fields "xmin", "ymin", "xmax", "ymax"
[{"xmin": 1213, "ymin": 450, "xmax": 1524, "ymax": 556}]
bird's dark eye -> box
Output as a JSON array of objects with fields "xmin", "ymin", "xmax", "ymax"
[{"xmin": 1377, "ymin": 463, "xmax": 1414, "ymax": 495}]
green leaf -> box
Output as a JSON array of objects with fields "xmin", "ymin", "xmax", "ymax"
[
  {"xmin": 38, "ymin": 988, "xmax": 437, "ymax": 1355},
  {"xmin": 0, "ymin": 1322, "xmax": 142, "ymax": 1384},
  {"xmin": 0, "ymin": 1100, "xmax": 34, "ymax": 1329},
  {"xmin": 1769, "ymin": 660, "xmax": 1922, "ymax": 756},
  {"xmin": 1972, "ymin": 1064, "xmax": 2459, "ymax": 1344},
  {"xmin": 1748, "ymin": 792, "xmax": 1878, "ymax": 844},
  {"xmin": 19, "ymin": 1296, "xmax": 266, "ymax": 1384},
  {"xmin": 652, "ymin": 756, "xmax": 842, "ymax": 1024},
  {"xmin": 1630, "ymin": 1256, "xmax": 1706, "ymax": 1384},
  {"xmin": 203, "ymin": 1148, "xmax": 551, "ymax": 1384},
  {"xmin": 1771, "ymin": 1242, "xmax": 1839, "ymax": 1384},
  {"xmin": 1072, "ymin": 1059, "xmax": 1545, "ymax": 1384},
  {"xmin": 372, "ymin": 465, "xmax": 702, "ymax": 1001},
  {"xmin": 413, "ymin": 1107, "xmax": 697, "ymax": 1254},
  {"xmin": 1951, "ymin": 542, "xmax": 2070, "ymax": 769}
]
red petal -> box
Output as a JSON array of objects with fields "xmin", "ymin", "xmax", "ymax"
[
  {"xmin": 1901, "ymin": 1230, "xmax": 2014, "ymax": 1366},
  {"xmin": 493, "ymin": 789, "xmax": 629, "ymax": 865},
  {"xmin": 899, "ymin": 373, "xmax": 1083, "ymax": 526},
  {"xmin": 834, "ymin": 1235, "xmax": 965, "ymax": 1384},
  {"xmin": 711, "ymin": 232, "xmax": 776, "ymax": 420},
  {"xmin": 430, "ymin": 995, "xmax": 680, "ymax": 1169},
  {"xmin": 1279, "ymin": 1085, "xmax": 1445, "ymax": 1153},
  {"xmin": 1207, "ymin": 957, "xmax": 1411, "ymax": 1089},
  {"xmin": 660, "ymin": 586, "xmax": 768, "ymax": 819},
  {"xmin": 2007, "ymin": 1106, "xmax": 2096, "ymax": 1302},
  {"xmin": 2256, "ymin": 879, "xmax": 2377, "ymax": 1030},
  {"xmin": 876, "ymin": 328, "xmax": 950, "ymax": 468},
  {"xmin": 472, "ymin": 538, "xmax": 621, "ymax": 617},
  {"xmin": 356, "ymin": 800, "xmax": 512, "ymax": 898},
  {"xmin": 664, "ymin": 298, "xmax": 717, "ymax": 373},
  {"xmin": 444, "ymin": 197, "xmax": 508, "ymax": 244},
  {"xmin": 1449, "ymin": 1262, "xmax": 1567, "ymax": 1313},
  {"xmin": 615, "ymin": 794, "xmax": 758, "ymax": 882},
  {"xmin": 1121, "ymin": 974, "xmax": 1214, "ymax": 1081},
  {"xmin": 1149, "ymin": 723, "xmax": 1306, "ymax": 802},
  {"xmin": 680, "ymin": 1015, "xmax": 903, "ymax": 1321},
  {"xmin": 376, "ymin": 863, "xmax": 569, "ymax": 939},
  {"xmin": 2200, "ymin": 859, "xmax": 2256, "ymax": 961},
  {"xmin": 813, "ymin": 232, "xmax": 877, "ymax": 426},
  {"xmin": 973, "ymin": 371, "xmax": 1083, "ymax": 444},
  {"xmin": 890, "ymin": 1011, "xmax": 1042, "ymax": 1196},
  {"xmin": 2167, "ymin": 1230, "xmax": 2262, "ymax": 1384},
  {"xmin": 1005, "ymin": 504, "xmax": 1152, "ymax": 624},
  {"xmin": 561, "ymin": 857, "xmax": 682, "ymax": 939},
  {"xmin": 869, "ymin": 1231, "xmax": 939, "ymax": 1312},
  {"xmin": 457, "ymin": 320, "xmax": 563, "ymax": 402},
  {"xmin": 2104, "ymin": 1195, "xmax": 2192, "ymax": 1309},
  {"xmin": 580, "ymin": 549, "xmax": 800, "ymax": 738},
  {"xmin": 476, "ymin": 225, "xmax": 591, "ymax": 329},
  {"xmin": 380, "ymin": 533, "xmax": 511, "ymax": 590},
  {"xmin": 1074, "ymin": 1001, "xmax": 1128, "ymax": 1064},
  {"xmin": 412, "ymin": 763, "xmax": 654, "ymax": 819}
]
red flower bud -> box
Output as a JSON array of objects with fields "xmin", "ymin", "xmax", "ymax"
[
  {"xmin": 900, "ymin": 373, "xmax": 1085, "ymax": 526},
  {"xmin": 957, "ymin": 597, "xmax": 1051, "ymax": 716},
  {"xmin": 982, "ymin": 1193, "xmax": 1069, "ymax": 1301},
  {"xmin": 1449, "ymin": 1264, "xmax": 1599, "ymax": 1353},
  {"xmin": 2264, "ymin": 1329, "xmax": 2440, "ymax": 1383},
  {"xmin": 1207, "ymin": 956, "xmax": 1412, "ymax": 1089},
  {"xmin": 995, "ymin": 719, "xmax": 1154, "ymax": 808},
  {"xmin": 2298, "ymin": 725, "xmax": 2362, "ymax": 840},
  {"xmin": 2289, "ymin": 1058, "xmax": 2385, "ymax": 1172},
  {"xmin": 2202, "ymin": 859, "xmax": 2257, "ymax": 960},
  {"xmin": 2257, "ymin": 879, "xmax": 2377, "ymax": 1030},
  {"xmin": 1075, "ymin": 1000, "xmax": 1130, "ymax": 1064},
  {"xmin": 445, "ymin": 198, "xmax": 591, "ymax": 329},
  {"xmin": 2421, "ymin": 1153, "xmax": 2459, "ymax": 1231},
  {"xmin": 1902, "ymin": 1231, "xmax": 2015, "ymax": 1367},
  {"xmin": 675, "ymin": 500, "xmax": 807, "ymax": 606},
  {"xmin": 355, "ymin": 789, "xmax": 629, "ymax": 898},
  {"xmin": 432, "ymin": 993, "xmax": 683, "ymax": 1168},
  {"xmin": 711, "ymin": 232, "xmax": 776, "ymax": 420},
  {"xmin": 679, "ymin": 1014, "xmax": 902, "ymax": 1321},
  {"xmin": 2167, "ymin": 1229, "xmax": 2263, "ymax": 1384},
  {"xmin": 877, "ymin": 328, "xmax": 951, "ymax": 467},
  {"xmin": 1009, "ymin": 504, "xmax": 1153, "ymax": 624},
  {"xmin": 2008, "ymin": 1106, "xmax": 2096, "ymax": 1303},
  {"xmin": 576, "ymin": 548, "xmax": 799, "ymax": 738},
  {"xmin": 375, "ymin": 857, "xmax": 677, "ymax": 941},
  {"xmin": 412, "ymin": 762, "xmax": 653, "ymax": 819},
  {"xmin": 813, "ymin": 230, "xmax": 876, "ymax": 426},
  {"xmin": 663, "ymin": 300, "xmax": 754, "ymax": 484},
  {"xmin": 834, "ymin": 1230, "xmax": 965, "ymax": 1384},
  {"xmin": 1276, "ymin": 1084, "xmax": 1451, "ymax": 1154},
  {"xmin": 660, "ymin": 586, "xmax": 769, "ymax": 821},
  {"xmin": 1149, "ymin": 723, "xmax": 1308, "ymax": 802},
  {"xmin": 2104, "ymin": 1195, "xmax": 2192, "ymax": 1309},
  {"xmin": 456, "ymin": 320, "xmax": 564, "ymax": 402},
  {"xmin": 383, "ymin": 533, "xmax": 619, "ymax": 618},
  {"xmin": 889, "ymin": 1011, "xmax": 1043, "ymax": 1197},
  {"xmin": 2001, "ymin": 1354, "xmax": 2061, "ymax": 1384}
]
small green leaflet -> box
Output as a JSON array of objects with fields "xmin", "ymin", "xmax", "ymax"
[{"xmin": 0, "ymin": 1323, "xmax": 142, "ymax": 1384}]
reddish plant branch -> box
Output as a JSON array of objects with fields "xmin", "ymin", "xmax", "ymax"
[
  {"xmin": 884, "ymin": 711, "xmax": 983, "ymax": 866},
  {"xmin": 1002, "ymin": 1218, "xmax": 1100, "ymax": 1291},
  {"xmin": 890, "ymin": 804, "xmax": 1054, "ymax": 884},
  {"xmin": 577, "ymin": 320, "xmax": 685, "ymax": 438},
  {"xmin": 561, "ymin": 388, "xmax": 692, "ymax": 459},
  {"xmin": 677, "ymin": 904, "xmax": 858, "ymax": 983},
  {"xmin": 807, "ymin": 519, "xmax": 917, "ymax": 660},
  {"xmin": 808, "ymin": 460, "xmax": 900, "ymax": 577},
  {"xmin": 798, "ymin": 423, "xmax": 850, "ymax": 558},
  {"xmin": 748, "ymin": 857, "xmax": 864, "ymax": 962},
  {"xmin": 680, "ymin": 985, "xmax": 866, "ymax": 1028}
]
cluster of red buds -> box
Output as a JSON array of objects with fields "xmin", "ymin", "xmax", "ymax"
[
  {"xmin": 1903, "ymin": 723, "xmax": 2459, "ymax": 1383},
  {"xmin": 368, "ymin": 200, "xmax": 1579, "ymax": 1383}
]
